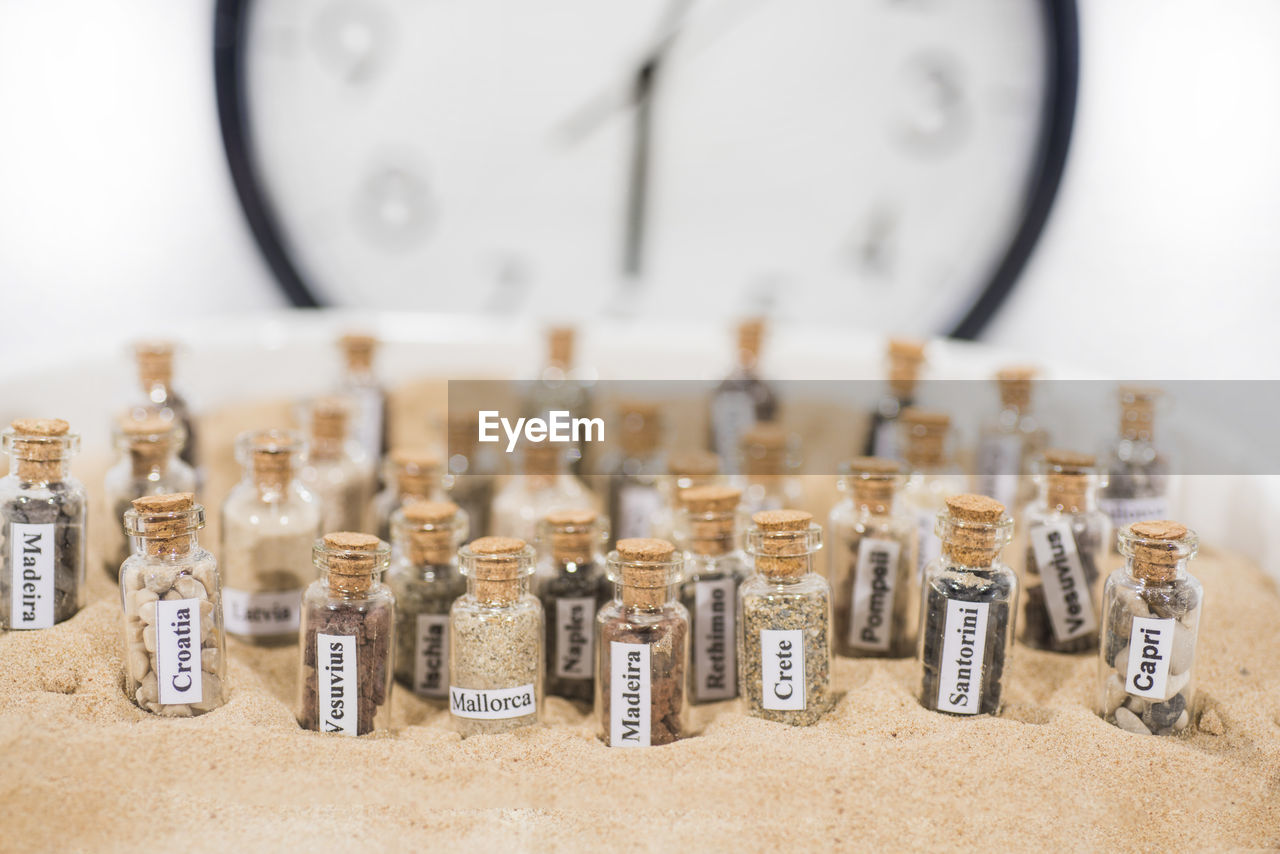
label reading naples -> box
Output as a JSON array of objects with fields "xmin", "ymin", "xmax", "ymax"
[{"xmin": 449, "ymin": 684, "xmax": 537, "ymax": 720}]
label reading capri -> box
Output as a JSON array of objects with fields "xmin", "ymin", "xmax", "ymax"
[
  {"xmin": 610, "ymin": 641, "xmax": 651, "ymax": 747},
  {"xmin": 450, "ymin": 683, "xmax": 537, "ymax": 720},
  {"xmin": 555, "ymin": 597, "xmax": 596, "ymax": 680},
  {"xmin": 9, "ymin": 522, "xmax": 54, "ymax": 629},
  {"xmin": 937, "ymin": 600, "xmax": 990, "ymax": 715},
  {"xmin": 318, "ymin": 633, "xmax": 357, "ymax": 735},
  {"xmin": 413, "ymin": 614, "xmax": 449, "ymax": 698},
  {"xmin": 761, "ymin": 629, "xmax": 806, "ymax": 711},
  {"xmin": 157, "ymin": 598, "xmax": 204, "ymax": 705},
  {"xmin": 1029, "ymin": 522, "xmax": 1097, "ymax": 642},
  {"xmin": 222, "ymin": 587, "xmax": 303, "ymax": 636},
  {"xmin": 849, "ymin": 537, "xmax": 901, "ymax": 652},
  {"xmin": 1125, "ymin": 616, "xmax": 1174, "ymax": 699}
]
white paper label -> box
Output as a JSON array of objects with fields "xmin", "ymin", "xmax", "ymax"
[
  {"xmin": 222, "ymin": 587, "xmax": 303, "ymax": 636},
  {"xmin": 916, "ymin": 509, "xmax": 940, "ymax": 576},
  {"xmin": 1030, "ymin": 521, "xmax": 1097, "ymax": 642},
  {"xmin": 849, "ymin": 537, "xmax": 901, "ymax": 652},
  {"xmin": 449, "ymin": 683, "xmax": 537, "ymax": 720},
  {"xmin": 936, "ymin": 600, "xmax": 990, "ymax": 715},
  {"xmin": 413, "ymin": 613, "xmax": 449, "ymax": 697},
  {"xmin": 157, "ymin": 598, "xmax": 204, "ymax": 705},
  {"xmin": 974, "ymin": 434, "xmax": 1022, "ymax": 509},
  {"xmin": 1100, "ymin": 496, "xmax": 1170, "ymax": 531},
  {"xmin": 871, "ymin": 418, "xmax": 898, "ymax": 460},
  {"xmin": 609, "ymin": 641, "xmax": 651, "ymax": 747},
  {"xmin": 1125, "ymin": 616, "xmax": 1174, "ymax": 699},
  {"xmin": 554, "ymin": 597, "xmax": 595, "ymax": 679},
  {"xmin": 9, "ymin": 522, "xmax": 54, "ymax": 629},
  {"xmin": 711, "ymin": 390, "xmax": 756, "ymax": 473},
  {"xmin": 694, "ymin": 576, "xmax": 737, "ymax": 700},
  {"xmin": 317, "ymin": 633, "xmax": 358, "ymax": 734},
  {"xmin": 761, "ymin": 628, "xmax": 806, "ymax": 711},
  {"xmin": 616, "ymin": 483, "xmax": 663, "ymax": 540}
]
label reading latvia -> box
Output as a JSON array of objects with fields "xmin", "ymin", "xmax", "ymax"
[
  {"xmin": 449, "ymin": 683, "xmax": 537, "ymax": 720},
  {"xmin": 413, "ymin": 613, "xmax": 449, "ymax": 697},
  {"xmin": 1125, "ymin": 616, "xmax": 1174, "ymax": 699},
  {"xmin": 157, "ymin": 598, "xmax": 204, "ymax": 705},
  {"xmin": 609, "ymin": 641, "xmax": 650, "ymax": 747},
  {"xmin": 916, "ymin": 510, "xmax": 940, "ymax": 576},
  {"xmin": 554, "ymin": 597, "xmax": 595, "ymax": 679},
  {"xmin": 616, "ymin": 483, "xmax": 663, "ymax": 540},
  {"xmin": 936, "ymin": 600, "xmax": 990, "ymax": 715},
  {"xmin": 1030, "ymin": 522, "xmax": 1097, "ymax": 642},
  {"xmin": 222, "ymin": 587, "xmax": 303, "ymax": 636},
  {"xmin": 1099, "ymin": 496, "xmax": 1170, "ymax": 531},
  {"xmin": 974, "ymin": 434, "xmax": 1022, "ymax": 510},
  {"xmin": 761, "ymin": 629, "xmax": 806, "ymax": 711},
  {"xmin": 849, "ymin": 537, "xmax": 901, "ymax": 651},
  {"xmin": 9, "ymin": 522, "xmax": 54, "ymax": 629},
  {"xmin": 318, "ymin": 633, "xmax": 357, "ymax": 734},
  {"xmin": 694, "ymin": 576, "xmax": 737, "ymax": 700}
]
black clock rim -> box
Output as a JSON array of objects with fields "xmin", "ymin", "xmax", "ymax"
[{"xmin": 213, "ymin": 0, "xmax": 1079, "ymax": 336}]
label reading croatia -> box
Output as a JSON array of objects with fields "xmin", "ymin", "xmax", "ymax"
[
  {"xmin": 761, "ymin": 629, "xmax": 806, "ymax": 711},
  {"xmin": 554, "ymin": 597, "xmax": 595, "ymax": 679},
  {"xmin": 318, "ymin": 632, "xmax": 357, "ymax": 734},
  {"xmin": 936, "ymin": 600, "xmax": 990, "ymax": 715},
  {"xmin": 449, "ymin": 683, "xmax": 537, "ymax": 720},
  {"xmin": 1124, "ymin": 616, "xmax": 1175, "ymax": 699},
  {"xmin": 222, "ymin": 587, "xmax": 303, "ymax": 636},
  {"xmin": 413, "ymin": 613, "xmax": 449, "ymax": 697},
  {"xmin": 1029, "ymin": 521, "xmax": 1097, "ymax": 642},
  {"xmin": 9, "ymin": 522, "xmax": 55, "ymax": 629},
  {"xmin": 609, "ymin": 641, "xmax": 651, "ymax": 747},
  {"xmin": 849, "ymin": 537, "xmax": 901, "ymax": 651},
  {"xmin": 157, "ymin": 598, "xmax": 204, "ymax": 705},
  {"xmin": 694, "ymin": 576, "xmax": 737, "ymax": 700}
]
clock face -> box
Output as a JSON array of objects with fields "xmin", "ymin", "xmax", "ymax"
[{"xmin": 218, "ymin": 0, "xmax": 1076, "ymax": 336}]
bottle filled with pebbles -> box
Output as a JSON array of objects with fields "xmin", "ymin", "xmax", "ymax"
[
  {"xmin": 536, "ymin": 510, "xmax": 610, "ymax": 703},
  {"xmin": 602, "ymin": 400, "xmax": 664, "ymax": 543},
  {"xmin": 298, "ymin": 533, "xmax": 394, "ymax": 735},
  {"xmin": 129, "ymin": 341, "xmax": 199, "ymax": 474},
  {"xmin": 596, "ymin": 538, "xmax": 688, "ymax": 746},
  {"xmin": 1022, "ymin": 450, "xmax": 1109, "ymax": 653},
  {"xmin": 1, "ymin": 419, "xmax": 87, "ymax": 630},
  {"xmin": 449, "ymin": 536, "xmax": 543, "ymax": 736},
  {"xmin": 648, "ymin": 450, "xmax": 720, "ymax": 544},
  {"xmin": 1098, "ymin": 387, "xmax": 1173, "ymax": 539},
  {"xmin": 221, "ymin": 430, "xmax": 321, "ymax": 645},
  {"xmin": 387, "ymin": 501, "xmax": 468, "ymax": 700},
  {"xmin": 918, "ymin": 495, "xmax": 1017, "ymax": 716},
  {"xmin": 298, "ymin": 397, "xmax": 377, "ymax": 535},
  {"xmin": 120, "ymin": 493, "xmax": 226, "ymax": 716},
  {"xmin": 1098, "ymin": 521, "xmax": 1201, "ymax": 736},
  {"xmin": 374, "ymin": 449, "xmax": 447, "ymax": 542},
  {"xmin": 828, "ymin": 458, "xmax": 918, "ymax": 658},
  {"xmin": 104, "ymin": 415, "xmax": 195, "ymax": 577}
]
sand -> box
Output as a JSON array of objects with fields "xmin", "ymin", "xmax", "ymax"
[{"xmin": 2, "ymin": 390, "xmax": 1279, "ymax": 852}]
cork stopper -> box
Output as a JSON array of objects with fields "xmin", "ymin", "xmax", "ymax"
[
  {"xmin": 542, "ymin": 508, "xmax": 601, "ymax": 565},
  {"xmin": 680, "ymin": 485, "xmax": 741, "ymax": 557},
  {"xmin": 547, "ymin": 326, "xmax": 575, "ymax": 371},
  {"xmin": 940, "ymin": 494, "xmax": 1010, "ymax": 567},
  {"xmin": 736, "ymin": 318, "xmax": 765, "ymax": 367},
  {"xmin": 741, "ymin": 422, "xmax": 789, "ymax": 476},
  {"xmin": 318, "ymin": 531, "xmax": 387, "ymax": 596},
  {"xmin": 1119, "ymin": 386, "xmax": 1161, "ymax": 442},
  {"xmin": 842, "ymin": 457, "xmax": 902, "ymax": 515},
  {"xmin": 5, "ymin": 419, "xmax": 77, "ymax": 482},
  {"xmin": 240, "ymin": 429, "xmax": 303, "ymax": 492},
  {"xmin": 747, "ymin": 510, "xmax": 819, "ymax": 579},
  {"xmin": 126, "ymin": 493, "xmax": 202, "ymax": 557},
  {"xmin": 464, "ymin": 536, "xmax": 534, "ymax": 605},
  {"xmin": 1042, "ymin": 449, "xmax": 1098, "ymax": 513},
  {"xmin": 447, "ymin": 412, "xmax": 479, "ymax": 460},
  {"xmin": 339, "ymin": 333, "xmax": 377, "ymax": 372},
  {"xmin": 118, "ymin": 414, "xmax": 178, "ymax": 478},
  {"xmin": 1123, "ymin": 520, "xmax": 1197, "ymax": 583},
  {"xmin": 401, "ymin": 500, "xmax": 461, "ymax": 566},
  {"xmin": 667, "ymin": 450, "xmax": 719, "ymax": 479},
  {"xmin": 996, "ymin": 366, "xmax": 1037, "ymax": 410},
  {"xmin": 887, "ymin": 338, "xmax": 926, "ymax": 398},
  {"xmin": 390, "ymin": 448, "xmax": 442, "ymax": 499},
  {"xmin": 309, "ymin": 397, "xmax": 350, "ymax": 458},
  {"xmin": 134, "ymin": 340, "xmax": 174, "ymax": 388},
  {"xmin": 616, "ymin": 400, "xmax": 661, "ymax": 456},
  {"xmin": 614, "ymin": 538, "xmax": 680, "ymax": 609},
  {"xmin": 900, "ymin": 408, "xmax": 950, "ymax": 469}
]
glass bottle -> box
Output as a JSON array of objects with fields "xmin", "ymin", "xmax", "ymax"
[
  {"xmin": 0, "ymin": 419, "xmax": 86, "ymax": 629},
  {"xmin": 735, "ymin": 422, "xmax": 803, "ymax": 516},
  {"xmin": 1022, "ymin": 450, "xmax": 1110, "ymax": 653},
  {"xmin": 864, "ymin": 337, "xmax": 925, "ymax": 459},
  {"xmin": 445, "ymin": 412, "xmax": 495, "ymax": 544},
  {"xmin": 709, "ymin": 318, "xmax": 778, "ymax": 474},
  {"xmin": 899, "ymin": 408, "xmax": 964, "ymax": 578},
  {"xmin": 828, "ymin": 457, "xmax": 918, "ymax": 658},
  {"xmin": 536, "ymin": 509, "xmax": 610, "ymax": 703},
  {"xmin": 649, "ymin": 449, "xmax": 720, "ymax": 544},
  {"xmin": 298, "ymin": 532, "xmax": 395, "ymax": 736},
  {"xmin": 739, "ymin": 510, "xmax": 831, "ymax": 726},
  {"xmin": 449, "ymin": 536, "xmax": 543, "ymax": 736},
  {"xmin": 299, "ymin": 397, "xmax": 377, "ymax": 535},
  {"xmin": 918, "ymin": 494, "xmax": 1017, "ymax": 716},
  {"xmin": 387, "ymin": 500, "xmax": 468, "ymax": 700},
  {"xmin": 603, "ymin": 400, "xmax": 665, "ymax": 543},
  {"xmin": 1099, "ymin": 521, "xmax": 1200, "ymax": 736},
  {"xmin": 1098, "ymin": 387, "xmax": 1174, "ymax": 537},
  {"xmin": 524, "ymin": 326, "xmax": 594, "ymax": 475},
  {"xmin": 596, "ymin": 538, "xmax": 688, "ymax": 747},
  {"xmin": 336, "ymin": 333, "xmax": 388, "ymax": 468},
  {"xmin": 220, "ymin": 429, "xmax": 321, "ymax": 645},
  {"xmin": 103, "ymin": 414, "xmax": 196, "ymax": 576},
  {"xmin": 677, "ymin": 485, "xmax": 749, "ymax": 704},
  {"xmin": 491, "ymin": 443, "xmax": 599, "ymax": 543},
  {"xmin": 374, "ymin": 448, "xmax": 447, "ymax": 541},
  {"xmin": 120, "ymin": 492, "xmax": 226, "ymax": 716},
  {"xmin": 129, "ymin": 340, "xmax": 198, "ymax": 475},
  {"xmin": 973, "ymin": 367, "xmax": 1048, "ymax": 513}
]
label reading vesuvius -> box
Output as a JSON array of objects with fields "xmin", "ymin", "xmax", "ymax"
[
  {"xmin": 157, "ymin": 598, "xmax": 204, "ymax": 705},
  {"xmin": 222, "ymin": 587, "xmax": 303, "ymax": 636},
  {"xmin": 9, "ymin": 522, "xmax": 54, "ymax": 629},
  {"xmin": 554, "ymin": 597, "xmax": 595, "ymax": 680},
  {"xmin": 936, "ymin": 600, "xmax": 990, "ymax": 715},
  {"xmin": 449, "ymin": 683, "xmax": 537, "ymax": 720},
  {"xmin": 318, "ymin": 632, "xmax": 357, "ymax": 735},
  {"xmin": 413, "ymin": 613, "xmax": 449, "ymax": 698},
  {"xmin": 694, "ymin": 576, "xmax": 737, "ymax": 700},
  {"xmin": 849, "ymin": 537, "xmax": 901, "ymax": 652},
  {"xmin": 1125, "ymin": 616, "xmax": 1174, "ymax": 699},
  {"xmin": 1029, "ymin": 521, "xmax": 1097, "ymax": 642},
  {"xmin": 609, "ymin": 641, "xmax": 650, "ymax": 747},
  {"xmin": 761, "ymin": 629, "xmax": 806, "ymax": 711}
]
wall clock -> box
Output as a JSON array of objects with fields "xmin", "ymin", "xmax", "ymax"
[{"xmin": 215, "ymin": 0, "xmax": 1077, "ymax": 338}]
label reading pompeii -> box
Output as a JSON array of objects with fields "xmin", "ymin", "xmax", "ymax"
[
  {"xmin": 974, "ymin": 434, "xmax": 1022, "ymax": 510},
  {"xmin": 1029, "ymin": 521, "xmax": 1097, "ymax": 643},
  {"xmin": 1125, "ymin": 616, "xmax": 1175, "ymax": 700},
  {"xmin": 157, "ymin": 598, "xmax": 205, "ymax": 705},
  {"xmin": 616, "ymin": 484, "xmax": 663, "ymax": 541},
  {"xmin": 450, "ymin": 683, "xmax": 537, "ymax": 720},
  {"xmin": 849, "ymin": 537, "xmax": 902, "ymax": 652},
  {"xmin": 1099, "ymin": 496, "xmax": 1169, "ymax": 531},
  {"xmin": 936, "ymin": 600, "xmax": 990, "ymax": 715},
  {"xmin": 413, "ymin": 613, "xmax": 450, "ymax": 698},
  {"xmin": 916, "ymin": 510, "xmax": 940, "ymax": 576},
  {"xmin": 610, "ymin": 641, "xmax": 651, "ymax": 747},
  {"xmin": 554, "ymin": 597, "xmax": 596, "ymax": 680},
  {"xmin": 9, "ymin": 522, "xmax": 54, "ymax": 629},
  {"xmin": 318, "ymin": 632, "xmax": 358, "ymax": 735},
  {"xmin": 222, "ymin": 587, "xmax": 303, "ymax": 636},
  {"xmin": 694, "ymin": 576, "xmax": 737, "ymax": 700},
  {"xmin": 761, "ymin": 629, "xmax": 806, "ymax": 711}
]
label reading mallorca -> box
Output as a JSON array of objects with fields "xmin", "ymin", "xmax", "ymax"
[
  {"xmin": 222, "ymin": 587, "xmax": 303, "ymax": 636},
  {"xmin": 616, "ymin": 483, "xmax": 663, "ymax": 540},
  {"xmin": 1099, "ymin": 496, "xmax": 1170, "ymax": 531},
  {"xmin": 1125, "ymin": 616, "xmax": 1175, "ymax": 699},
  {"xmin": 157, "ymin": 598, "xmax": 204, "ymax": 705},
  {"xmin": 413, "ymin": 613, "xmax": 449, "ymax": 698},
  {"xmin": 694, "ymin": 576, "xmax": 737, "ymax": 700},
  {"xmin": 761, "ymin": 629, "xmax": 806, "ymax": 711},
  {"xmin": 974, "ymin": 434, "xmax": 1022, "ymax": 510},
  {"xmin": 9, "ymin": 522, "xmax": 54, "ymax": 629},
  {"xmin": 554, "ymin": 597, "xmax": 595, "ymax": 680},
  {"xmin": 318, "ymin": 632, "xmax": 357, "ymax": 735},
  {"xmin": 916, "ymin": 510, "xmax": 940, "ymax": 576},
  {"xmin": 449, "ymin": 683, "xmax": 537, "ymax": 720},
  {"xmin": 849, "ymin": 537, "xmax": 901, "ymax": 652},
  {"xmin": 936, "ymin": 600, "xmax": 990, "ymax": 715},
  {"xmin": 609, "ymin": 641, "xmax": 651, "ymax": 747},
  {"xmin": 1029, "ymin": 522, "xmax": 1097, "ymax": 642}
]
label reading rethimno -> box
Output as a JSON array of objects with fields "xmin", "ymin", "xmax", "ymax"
[
  {"xmin": 694, "ymin": 576, "xmax": 737, "ymax": 700},
  {"xmin": 9, "ymin": 522, "xmax": 55, "ymax": 629},
  {"xmin": 609, "ymin": 641, "xmax": 650, "ymax": 747}
]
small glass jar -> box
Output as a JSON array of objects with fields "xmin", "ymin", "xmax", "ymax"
[
  {"xmin": 602, "ymin": 401, "xmax": 665, "ymax": 543},
  {"xmin": 536, "ymin": 509, "xmax": 610, "ymax": 703},
  {"xmin": 828, "ymin": 458, "xmax": 918, "ymax": 658},
  {"xmin": 374, "ymin": 449, "xmax": 447, "ymax": 541},
  {"xmin": 298, "ymin": 532, "xmax": 395, "ymax": 736},
  {"xmin": 299, "ymin": 397, "xmax": 377, "ymax": 535},
  {"xmin": 221, "ymin": 430, "xmax": 322, "ymax": 645},
  {"xmin": 130, "ymin": 340, "xmax": 199, "ymax": 474},
  {"xmin": 649, "ymin": 450, "xmax": 720, "ymax": 544},
  {"xmin": 596, "ymin": 538, "xmax": 688, "ymax": 747},
  {"xmin": 524, "ymin": 326, "xmax": 594, "ymax": 475},
  {"xmin": 1022, "ymin": 450, "xmax": 1110, "ymax": 653},
  {"xmin": 449, "ymin": 536, "xmax": 543, "ymax": 736},
  {"xmin": 387, "ymin": 501, "xmax": 468, "ymax": 699},
  {"xmin": 899, "ymin": 408, "xmax": 965, "ymax": 578},
  {"xmin": 104, "ymin": 415, "xmax": 196, "ymax": 576},
  {"xmin": 336, "ymin": 333, "xmax": 388, "ymax": 467},
  {"xmin": 972, "ymin": 367, "xmax": 1048, "ymax": 513},
  {"xmin": 445, "ymin": 412, "xmax": 495, "ymax": 545},
  {"xmin": 491, "ymin": 443, "xmax": 599, "ymax": 544},
  {"xmin": 864, "ymin": 337, "xmax": 926, "ymax": 459},
  {"xmin": 1098, "ymin": 387, "xmax": 1174, "ymax": 540},
  {"xmin": 739, "ymin": 510, "xmax": 832, "ymax": 726},
  {"xmin": 1098, "ymin": 521, "xmax": 1201, "ymax": 736},
  {"xmin": 709, "ymin": 319, "xmax": 778, "ymax": 474},
  {"xmin": 918, "ymin": 495, "xmax": 1017, "ymax": 716},
  {"xmin": 734, "ymin": 422, "xmax": 803, "ymax": 517},
  {"xmin": 120, "ymin": 493, "xmax": 226, "ymax": 716},
  {"xmin": 0, "ymin": 419, "xmax": 87, "ymax": 629}
]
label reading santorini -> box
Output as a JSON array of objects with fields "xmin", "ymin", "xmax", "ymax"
[
  {"xmin": 1099, "ymin": 496, "xmax": 1169, "ymax": 532},
  {"xmin": 1030, "ymin": 522, "xmax": 1097, "ymax": 643},
  {"xmin": 9, "ymin": 522, "xmax": 54, "ymax": 629},
  {"xmin": 849, "ymin": 537, "xmax": 902, "ymax": 652},
  {"xmin": 694, "ymin": 576, "xmax": 737, "ymax": 700},
  {"xmin": 157, "ymin": 598, "xmax": 205, "ymax": 705},
  {"xmin": 936, "ymin": 600, "xmax": 990, "ymax": 715},
  {"xmin": 222, "ymin": 587, "xmax": 303, "ymax": 637},
  {"xmin": 616, "ymin": 484, "xmax": 663, "ymax": 540},
  {"xmin": 761, "ymin": 629, "xmax": 806, "ymax": 711},
  {"xmin": 449, "ymin": 683, "xmax": 537, "ymax": 720},
  {"xmin": 318, "ymin": 632, "xmax": 358, "ymax": 735},
  {"xmin": 1124, "ymin": 616, "xmax": 1174, "ymax": 700},
  {"xmin": 554, "ymin": 597, "xmax": 596, "ymax": 680},
  {"xmin": 413, "ymin": 613, "xmax": 450, "ymax": 698},
  {"xmin": 610, "ymin": 641, "xmax": 651, "ymax": 747},
  {"xmin": 974, "ymin": 434, "xmax": 1022, "ymax": 510}
]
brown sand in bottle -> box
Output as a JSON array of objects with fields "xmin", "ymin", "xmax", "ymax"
[{"xmin": 0, "ymin": 390, "xmax": 1278, "ymax": 852}]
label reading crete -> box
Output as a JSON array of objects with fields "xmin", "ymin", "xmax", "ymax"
[
  {"xmin": 413, "ymin": 614, "xmax": 449, "ymax": 697},
  {"xmin": 974, "ymin": 434, "xmax": 1022, "ymax": 509},
  {"xmin": 849, "ymin": 537, "xmax": 901, "ymax": 651},
  {"xmin": 761, "ymin": 629, "xmax": 806, "ymax": 711},
  {"xmin": 449, "ymin": 683, "xmax": 537, "ymax": 720},
  {"xmin": 694, "ymin": 576, "xmax": 737, "ymax": 700},
  {"xmin": 157, "ymin": 598, "xmax": 204, "ymax": 705},
  {"xmin": 936, "ymin": 600, "xmax": 990, "ymax": 715},
  {"xmin": 222, "ymin": 587, "xmax": 303, "ymax": 636},
  {"xmin": 609, "ymin": 641, "xmax": 650, "ymax": 747},
  {"xmin": 617, "ymin": 483, "xmax": 663, "ymax": 540},
  {"xmin": 554, "ymin": 597, "xmax": 595, "ymax": 680},
  {"xmin": 9, "ymin": 522, "xmax": 54, "ymax": 629},
  {"xmin": 318, "ymin": 633, "xmax": 357, "ymax": 734},
  {"xmin": 1030, "ymin": 522, "xmax": 1097, "ymax": 642},
  {"xmin": 1099, "ymin": 496, "xmax": 1169, "ymax": 531},
  {"xmin": 1125, "ymin": 616, "xmax": 1174, "ymax": 699},
  {"xmin": 915, "ymin": 510, "xmax": 940, "ymax": 576}
]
